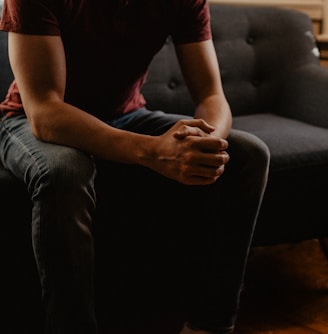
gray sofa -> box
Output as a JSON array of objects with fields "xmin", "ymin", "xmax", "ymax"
[{"xmin": 1, "ymin": 3, "xmax": 328, "ymax": 333}]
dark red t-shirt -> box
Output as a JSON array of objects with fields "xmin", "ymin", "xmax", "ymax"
[{"xmin": 0, "ymin": 0, "xmax": 211, "ymax": 119}]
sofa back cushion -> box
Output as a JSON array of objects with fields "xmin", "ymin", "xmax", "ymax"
[
  {"xmin": 142, "ymin": 4, "xmax": 320, "ymax": 117},
  {"xmin": 0, "ymin": 31, "xmax": 13, "ymax": 100},
  {"xmin": 0, "ymin": 4, "xmax": 13, "ymax": 102},
  {"xmin": 213, "ymin": 5, "xmax": 319, "ymax": 116}
]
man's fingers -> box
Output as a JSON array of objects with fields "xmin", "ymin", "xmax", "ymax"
[{"xmin": 173, "ymin": 119, "xmax": 215, "ymax": 139}]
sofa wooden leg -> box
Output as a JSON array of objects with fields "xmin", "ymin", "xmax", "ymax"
[{"xmin": 318, "ymin": 238, "xmax": 328, "ymax": 261}]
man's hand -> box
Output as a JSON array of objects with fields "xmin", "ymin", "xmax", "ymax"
[{"xmin": 148, "ymin": 119, "xmax": 230, "ymax": 185}]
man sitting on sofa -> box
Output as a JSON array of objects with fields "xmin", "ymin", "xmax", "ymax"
[{"xmin": 0, "ymin": 0, "xmax": 269, "ymax": 333}]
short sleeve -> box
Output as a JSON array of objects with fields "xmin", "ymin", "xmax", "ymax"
[
  {"xmin": 0, "ymin": 0, "xmax": 61, "ymax": 35},
  {"xmin": 171, "ymin": 0, "xmax": 211, "ymax": 44}
]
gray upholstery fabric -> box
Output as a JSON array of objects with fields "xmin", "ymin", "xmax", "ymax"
[
  {"xmin": 210, "ymin": 5, "xmax": 320, "ymax": 117},
  {"xmin": 233, "ymin": 113, "xmax": 328, "ymax": 171}
]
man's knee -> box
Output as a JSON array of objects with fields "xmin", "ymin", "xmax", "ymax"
[
  {"xmin": 30, "ymin": 144, "xmax": 96, "ymax": 198},
  {"xmin": 228, "ymin": 129, "xmax": 270, "ymax": 173}
]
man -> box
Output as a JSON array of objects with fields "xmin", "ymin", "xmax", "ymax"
[{"xmin": 0, "ymin": 0, "xmax": 269, "ymax": 333}]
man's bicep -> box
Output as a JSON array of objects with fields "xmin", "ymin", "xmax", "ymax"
[
  {"xmin": 8, "ymin": 32, "xmax": 66, "ymax": 105},
  {"xmin": 175, "ymin": 40, "xmax": 222, "ymax": 103}
]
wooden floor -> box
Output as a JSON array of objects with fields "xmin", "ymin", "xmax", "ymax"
[
  {"xmin": 234, "ymin": 239, "xmax": 328, "ymax": 334},
  {"xmin": 104, "ymin": 239, "xmax": 328, "ymax": 334}
]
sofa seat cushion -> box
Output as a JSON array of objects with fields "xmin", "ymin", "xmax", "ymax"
[
  {"xmin": 232, "ymin": 113, "xmax": 328, "ymax": 172},
  {"xmin": 232, "ymin": 113, "xmax": 328, "ymax": 245}
]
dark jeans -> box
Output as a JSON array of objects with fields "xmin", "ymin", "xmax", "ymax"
[{"xmin": 0, "ymin": 109, "xmax": 269, "ymax": 334}]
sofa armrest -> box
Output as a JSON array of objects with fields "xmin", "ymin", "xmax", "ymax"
[{"xmin": 278, "ymin": 64, "xmax": 328, "ymax": 129}]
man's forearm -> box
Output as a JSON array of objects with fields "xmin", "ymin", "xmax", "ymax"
[{"xmin": 194, "ymin": 94, "xmax": 232, "ymax": 139}]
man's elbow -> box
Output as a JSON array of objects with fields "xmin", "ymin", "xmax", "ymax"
[{"xmin": 28, "ymin": 113, "xmax": 54, "ymax": 142}]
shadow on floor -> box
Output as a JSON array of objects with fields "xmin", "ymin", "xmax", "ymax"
[{"xmin": 102, "ymin": 239, "xmax": 328, "ymax": 334}]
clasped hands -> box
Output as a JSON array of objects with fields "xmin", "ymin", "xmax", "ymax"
[{"xmin": 152, "ymin": 118, "xmax": 230, "ymax": 185}]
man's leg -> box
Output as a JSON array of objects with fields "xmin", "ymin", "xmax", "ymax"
[
  {"xmin": 0, "ymin": 115, "xmax": 98, "ymax": 334},
  {"xmin": 110, "ymin": 110, "xmax": 270, "ymax": 333},
  {"xmin": 179, "ymin": 129, "xmax": 269, "ymax": 334}
]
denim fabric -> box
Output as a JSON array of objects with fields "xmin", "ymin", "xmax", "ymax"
[
  {"xmin": 0, "ymin": 109, "xmax": 269, "ymax": 334},
  {"xmin": 0, "ymin": 114, "xmax": 98, "ymax": 334}
]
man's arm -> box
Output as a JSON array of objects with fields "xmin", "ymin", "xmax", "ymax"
[
  {"xmin": 8, "ymin": 32, "xmax": 229, "ymax": 185},
  {"xmin": 8, "ymin": 32, "xmax": 157, "ymax": 164},
  {"xmin": 174, "ymin": 39, "xmax": 232, "ymax": 139}
]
